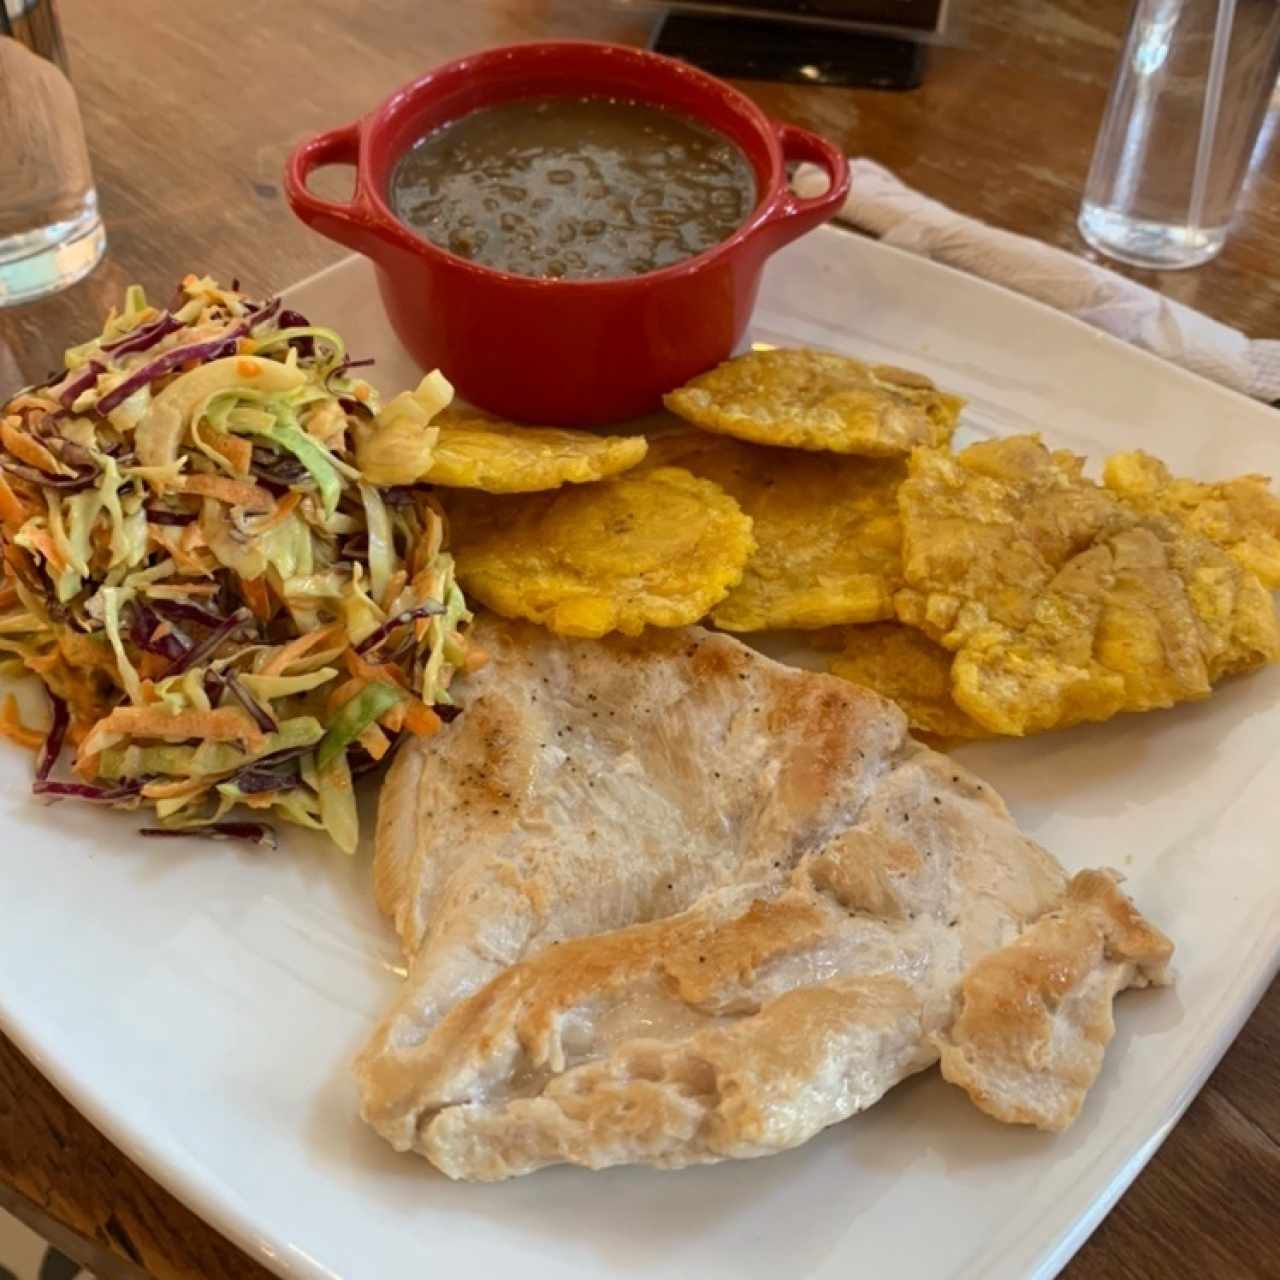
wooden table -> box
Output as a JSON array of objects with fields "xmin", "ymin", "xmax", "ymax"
[{"xmin": 1, "ymin": 2, "xmax": 1277, "ymax": 1277}]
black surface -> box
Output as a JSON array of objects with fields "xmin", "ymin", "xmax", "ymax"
[{"xmin": 651, "ymin": 10, "xmax": 927, "ymax": 89}]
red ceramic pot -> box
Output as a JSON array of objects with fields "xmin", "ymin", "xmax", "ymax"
[{"xmin": 284, "ymin": 41, "xmax": 848, "ymax": 425}]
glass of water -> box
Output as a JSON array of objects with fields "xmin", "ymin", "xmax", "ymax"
[
  {"xmin": 1079, "ymin": 0, "xmax": 1280, "ymax": 270},
  {"xmin": 0, "ymin": 0, "xmax": 105, "ymax": 306}
]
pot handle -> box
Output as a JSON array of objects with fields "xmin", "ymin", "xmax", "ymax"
[
  {"xmin": 284, "ymin": 121, "xmax": 370, "ymax": 252},
  {"xmin": 759, "ymin": 122, "xmax": 850, "ymax": 245}
]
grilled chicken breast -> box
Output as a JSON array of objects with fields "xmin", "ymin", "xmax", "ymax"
[{"xmin": 357, "ymin": 616, "xmax": 1171, "ymax": 1178}]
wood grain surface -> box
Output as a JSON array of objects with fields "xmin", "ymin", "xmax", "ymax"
[{"xmin": 1, "ymin": 2, "xmax": 1277, "ymax": 1277}]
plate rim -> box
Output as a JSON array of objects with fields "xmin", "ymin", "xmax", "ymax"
[{"xmin": 2, "ymin": 226, "xmax": 1277, "ymax": 1280}]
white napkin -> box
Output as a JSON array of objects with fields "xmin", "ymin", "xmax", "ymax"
[{"xmin": 795, "ymin": 158, "xmax": 1280, "ymax": 402}]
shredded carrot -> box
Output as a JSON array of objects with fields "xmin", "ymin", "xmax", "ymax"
[
  {"xmin": 149, "ymin": 524, "xmax": 216, "ymax": 576},
  {"xmin": 239, "ymin": 573, "xmax": 273, "ymax": 623},
  {"xmin": 0, "ymin": 693, "xmax": 44, "ymax": 750},
  {"xmin": 248, "ymin": 491, "xmax": 301, "ymax": 538},
  {"xmin": 4, "ymin": 543, "xmax": 39, "ymax": 590},
  {"xmin": 326, "ymin": 676, "xmax": 365, "ymax": 714},
  {"xmin": 77, "ymin": 705, "xmax": 266, "ymax": 767},
  {"xmin": 179, "ymin": 521, "xmax": 208, "ymax": 554},
  {"xmin": 379, "ymin": 701, "xmax": 407, "ymax": 734},
  {"xmin": 6, "ymin": 395, "xmax": 60, "ymax": 416},
  {"xmin": 259, "ymin": 622, "xmax": 343, "ymax": 677},
  {"xmin": 203, "ymin": 429, "xmax": 253, "ymax": 475},
  {"xmin": 356, "ymin": 722, "xmax": 390, "ymax": 760},
  {"xmin": 237, "ymin": 337, "xmax": 259, "ymax": 355},
  {"xmin": 137, "ymin": 652, "xmax": 170, "ymax": 681},
  {"xmin": 178, "ymin": 473, "xmax": 274, "ymax": 509},
  {"xmin": 402, "ymin": 700, "xmax": 442, "ymax": 737},
  {"xmin": 236, "ymin": 358, "xmax": 262, "ymax": 379},
  {"xmin": 343, "ymin": 646, "xmax": 407, "ymax": 689},
  {"xmin": 23, "ymin": 527, "xmax": 69, "ymax": 576},
  {"xmin": 1, "ymin": 421, "xmax": 69, "ymax": 476},
  {"xmin": 0, "ymin": 471, "xmax": 30, "ymax": 529},
  {"xmin": 462, "ymin": 644, "xmax": 488, "ymax": 674},
  {"xmin": 353, "ymin": 382, "xmax": 371, "ymax": 403},
  {"xmin": 379, "ymin": 569, "xmax": 407, "ymax": 614}
]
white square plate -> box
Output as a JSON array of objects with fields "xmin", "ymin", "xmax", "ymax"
[{"xmin": 2, "ymin": 226, "xmax": 1278, "ymax": 1280}]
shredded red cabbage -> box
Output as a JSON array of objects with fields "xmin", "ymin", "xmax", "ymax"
[
  {"xmin": 355, "ymin": 601, "xmax": 445, "ymax": 655},
  {"xmin": 348, "ymin": 732, "xmax": 404, "ymax": 778},
  {"xmin": 144, "ymin": 506, "xmax": 197, "ymax": 526},
  {"xmin": 96, "ymin": 323, "xmax": 250, "ymax": 414},
  {"xmin": 323, "ymin": 356, "xmax": 375, "ymax": 396},
  {"xmin": 100, "ymin": 312, "xmax": 182, "ymax": 358},
  {"xmin": 338, "ymin": 396, "xmax": 374, "ymax": 420},
  {"xmin": 233, "ymin": 770, "xmax": 301, "ymax": 796},
  {"xmin": 381, "ymin": 485, "xmax": 432, "ymax": 506},
  {"xmin": 45, "ymin": 437, "xmax": 100, "ymax": 475},
  {"xmin": 272, "ymin": 308, "xmax": 316, "ymax": 359},
  {"xmin": 247, "ymin": 297, "xmax": 283, "ymax": 330},
  {"xmin": 56, "ymin": 360, "xmax": 105, "ymax": 409},
  {"xmin": 250, "ymin": 446, "xmax": 310, "ymax": 488},
  {"xmin": 242, "ymin": 744, "xmax": 311, "ymax": 773},
  {"xmin": 128, "ymin": 600, "xmax": 191, "ymax": 663},
  {"xmin": 166, "ymin": 608, "xmax": 255, "ymax": 676},
  {"xmin": 221, "ymin": 669, "xmax": 278, "ymax": 734},
  {"xmin": 339, "ymin": 532, "xmax": 369, "ymax": 560},
  {"xmin": 33, "ymin": 778, "xmax": 146, "ymax": 803},
  {"xmin": 140, "ymin": 822, "xmax": 278, "ymax": 849},
  {"xmin": 35, "ymin": 693, "xmax": 69, "ymax": 782},
  {"xmin": 148, "ymin": 597, "xmax": 229, "ymax": 629},
  {"xmin": 0, "ymin": 456, "xmax": 99, "ymax": 492}
]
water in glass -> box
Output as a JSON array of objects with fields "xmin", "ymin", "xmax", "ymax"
[
  {"xmin": 0, "ymin": 0, "xmax": 104, "ymax": 306},
  {"xmin": 1080, "ymin": 0, "xmax": 1280, "ymax": 270}
]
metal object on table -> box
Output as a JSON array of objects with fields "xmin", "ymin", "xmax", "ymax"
[
  {"xmin": 0, "ymin": 0, "xmax": 105, "ymax": 306},
  {"xmin": 1080, "ymin": 0, "xmax": 1280, "ymax": 270}
]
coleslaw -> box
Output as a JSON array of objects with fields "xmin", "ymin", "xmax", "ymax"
[{"xmin": 0, "ymin": 275, "xmax": 474, "ymax": 852}]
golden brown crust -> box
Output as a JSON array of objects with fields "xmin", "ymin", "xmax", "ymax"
[
  {"xmin": 642, "ymin": 430, "xmax": 906, "ymax": 630},
  {"xmin": 443, "ymin": 467, "xmax": 755, "ymax": 637},
  {"xmin": 895, "ymin": 435, "xmax": 1280, "ymax": 735},
  {"xmin": 935, "ymin": 870, "xmax": 1173, "ymax": 1131},
  {"xmin": 663, "ymin": 348, "xmax": 963, "ymax": 458},
  {"xmin": 422, "ymin": 973, "xmax": 927, "ymax": 1180},
  {"xmin": 827, "ymin": 621, "xmax": 993, "ymax": 740},
  {"xmin": 423, "ymin": 409, "xmax": 648, "ymax": 493},
  {"xmin": 1104, "ymin": 450, "xmax": 1280, "ymax": 589}
]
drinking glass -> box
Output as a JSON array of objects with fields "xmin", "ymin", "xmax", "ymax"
[
  {"xmin": 0, "ymin": 0, "xmax": 105, "ymax": 306},
  {"xmin": 1079, "ymin": 0, "xmax": 1280, "ymax": 270}
]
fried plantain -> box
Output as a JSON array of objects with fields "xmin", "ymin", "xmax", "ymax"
[
  {"xmin": 644, "ymin": 431, "xmax": 904, "ymax": 631},
  {"xmin": 1104, "ymin": 450, "xmax": 1280, "ymax": 589},
  {"xmin": 827, "ymin": 622, "xmax": 992, "ymax": 740},
  {"xmin": 895, "ymin": 436, "xmax": 1280, "ymax": 735},
  {"xmin": 663, "ymin": 348, "xmax": 963, "ymax": 458},
  {"xmin": 444, "ymin": 466, "xmax": 754, "ymax": 638},
  {"xmin": 422, "ymin": 408, "xmax": 647, "ymax": 493}
]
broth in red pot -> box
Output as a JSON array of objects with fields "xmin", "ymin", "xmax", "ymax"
[{"xmin": 389, "ymin": 96, "xmax": 757, "ymax": 281}]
